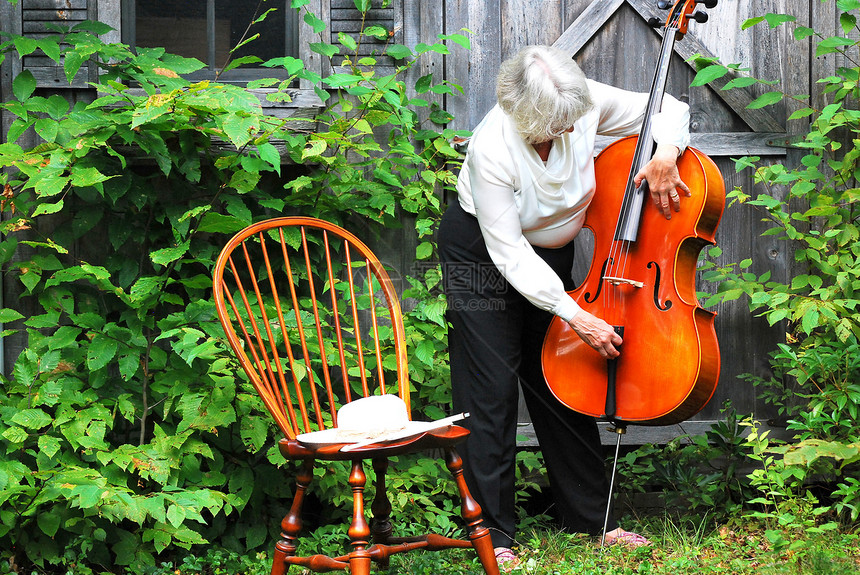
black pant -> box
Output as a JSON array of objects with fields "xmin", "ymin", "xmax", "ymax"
[{"xmin": 438, "ymin": 201, "xmax": 616, "ymax": 548}]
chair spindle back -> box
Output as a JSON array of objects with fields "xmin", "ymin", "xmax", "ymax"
[{"xmin": 213, "ymin": 217, "xmax": 410, "ymax": 439}]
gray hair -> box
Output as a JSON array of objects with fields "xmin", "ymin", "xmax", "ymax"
[{"xmin": 496, "ymin": 45, "xmax": 593, "ymax": 144}]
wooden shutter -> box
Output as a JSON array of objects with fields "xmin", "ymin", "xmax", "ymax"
[
  {"xmin": 330, "ymin": 0, "xmax": 402, "ymax": 72},
  {"xmin": 21, "ymin": 0, "xmax": 99, "ymax": 88}
]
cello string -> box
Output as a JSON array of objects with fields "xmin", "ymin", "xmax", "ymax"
[{"xmin": 602, "ymin": 6, "xmax": 684, "ymax": 328}]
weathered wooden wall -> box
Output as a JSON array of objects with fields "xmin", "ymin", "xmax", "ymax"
[
  {"xmin": 429, "ymin": 0, "xmax": 822, "ymax": 442},
  {"xmin": 0, "ymin": 1, "xmax": 836, "ymax": 442}
]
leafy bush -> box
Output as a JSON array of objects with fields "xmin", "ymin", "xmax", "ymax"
[
  {"xmin": 693, "ymin": 0, "xmax": 860, "ymax": 526},
  {"xmin": 0, "ymin": 1, "xmax": 472, "ymax": 569},
  {"xmin": 616, "ymin": 405, "xmax": 755, "ymax": 521}
]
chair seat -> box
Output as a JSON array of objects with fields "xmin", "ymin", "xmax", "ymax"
[{"xmin": 280, "ymin": 425, "xmax": 470, "ymax": 460}]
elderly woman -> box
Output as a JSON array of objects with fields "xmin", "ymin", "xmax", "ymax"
[{"xmin": 438, "ymin": 45, "xmax": 690, "ymax": 566}]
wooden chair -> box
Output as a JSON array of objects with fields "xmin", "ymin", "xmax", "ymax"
[{"xmin": 212, "ymin": 217, "xmax": 499, "ymax": 575}]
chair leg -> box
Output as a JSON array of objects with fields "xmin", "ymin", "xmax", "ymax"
[
  {"xmin": 370, "ymin": 457, "xmax": 393, "ymax": 542},
  {"xmin": 370, "ymin": 457, "xmax": 393, "ymax": 568},
  {"xmin": 348, "ymin": 460, "xmax": 372, "ymax": 575},
  {"xmin": 446, "ymin": 448, "xmax": 500, "ymax": 575},
  {"xmin": 271, "ymin": 460, "xmax": 313, "ymax": 575}
]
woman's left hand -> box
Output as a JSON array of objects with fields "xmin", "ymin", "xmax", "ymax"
[{"xmin": 634, "ymin": 144, "xmax": 690, "ymax": 219}]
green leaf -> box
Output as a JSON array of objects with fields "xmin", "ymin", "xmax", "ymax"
[
  {"xmin": 37, "ymin": 38, "xmax": 62, "ymax": 63},
  {"xmin": 64, "ymin": 50, "xmax": 87, "ymax": 83},
  {"xmin": 741, "ymin": 16, "xmax": 764, "ymax": 30},
  {"xmin": 38, "ymin": 435, "xmax": 61, "ymax": 459},
  {"xmin": 13, "ymin": 36, "xmax": 38, "ymax": 57},
  {"xmin": 324, "ymin": 73, "xmax": 363, "ymax": 88},
  {"xmin": 310, "ymin": 42, "xmax": 339, "ymax": 58},
  {"xmin": 262, "ymin": 56, "xmax": 305, "ymax": 74},
  {"xmin": 2, "ymin": 427, "xmax": 28, "ymax": 444},
  {"xmin": 37, "ymin": 511, "xmax": 62, "ymax": 538},
  {"xmin": 221, "ymin": 55, "xmax": 263, "ymax": 75},
  {"xmin": 198, "ymin": 213, "xmax": 248, "ymax": 234},
  {"xmin": 722, "ymin": 76, "xmax": 758, "ymax": 90},
  {"xmin": 118, "ymin": 353, "xmax": 140, "ymax": 381},
  {"xmin": 71, "ymin": 20, "xmax": 115, "ymax": 35},
  {"xmin": 150, "ymin": 240, "xmax": 191, "ymax": 266},
  {"xmin": 415, "ymin": 74, "xmax": 432, "ymax": 94},
  {"xmin": 439, "ymin": 33, "xmax": 471, "ymax": 50},
  {"xmin": 256, "ymin": 142, "xmax": 282, "ymax": 173},
  {"xmin": 338, "ymin": 32, "xmax": 358, "ymax": 52},
  {"xmin": 793, "ymin": 26, "xmax": 815, "ymax": 40},
  {"xmin": 167, "ymin": 504, "xmax": 186, "ymax": 528},
  {"xmin": 387, "ymin": 44, "xmax": 413, "ymax": 60},
  {"xmin": 364, "ymin": 26, "xmax": 389, "ymax": 40},
  {"xmin": 11, "ymin": 409, "xmax": 52, "ymax": 430},
  {"xmin": 304, "ymin": 11, "xmax": 326, "ymax": 33},
  {"xmin": 32, "ymin": 199, "xmax": 65, "ymax": 217},
  {"xmin": 301, "ymin": 139, "xmax": 327, "ymax": 160},
  {"xmin": 221, "ymin": 114, "xmax": 260, "ymax": 148},
  {"xmin": 87, "ymin": 333, "xmax": 118, "ymax": 372},
  {"xmin": 747, "ymin": 91, "xmax": 784, "ymax": 109},
  {"xmin": 12, "ymin": 70, "xmax": 37, "ymax": 101},
  {"xmin": 691, "ymin": 64, "xmax": 729, "ymax": 87},
  {"xmin": 763, "ymin": 13, "xmax": 796, "ymax": 28},
  {"xmin": 840, "ymin": 12, "xmax": 857, "ymax": 34},
  {"xmin": 227, "ymin": 169, "xmax": 262, "ymax": 194},
  {"xmin": 71, "ymin": 166, "xmax": 113, "ymax": 188},
  {"xmin": 0, "ymin": 308, "xmax": 25, "ymax": 323},
  {"xmin": 816, "ymin": 36, "xmax": 856, "ymax": 57},
  {"xmin": 245, "ymin": 523, "xmax": 268, "ymax": 549}
]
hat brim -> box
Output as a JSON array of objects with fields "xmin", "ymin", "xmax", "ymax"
[{"xmin": 296, "ymin": 414, "xmax": 466, "ymax": 450}]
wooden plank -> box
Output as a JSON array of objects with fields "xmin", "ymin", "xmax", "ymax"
[
  {"xmin": 23, "ymin": 20, "xmax": 87, "ymax": 34},
  {"xmin": 95, "ymin": 0, "xmax": 121, "ymax": 45},
  {"xmin": 465, "ymin": 0, "xmax": 502, "ymax": 128},
  {"xmin": 22, "ymin": 0, "xmax": 87, "ymax": 8},
  {"xmin": 444, "ymin": 0, "xmax": 470, "ymax": 137},
  {"xmin": 22, "ymin": 9, "xmax": 88, "ymax": 20},
  {"xmin": 515, "ymin": 420, "xmax": 795, "ymax": 447},
  {"xmin": 331, "ymin": 9, "xmax": 393, "ymax": 21},
  {"xmin": 298, "ymin": 0, "xmax": 328, "ymax": 89},
  {"xmin": 330, "ymin": 20, "xmax": 394, "ymax": 34},
  {"xmin": 331, "ymin": 0, "xmax": 389, "ymax": 7},
  {"xmin": 593, "ymin": 132, "xmax": 788, "ymax": 157},
  {"xmin": 553, "ymin": 0, "xmax": 624, "ymax": 56},
  {"xmin": 28, "ymin": 65, "xmax": 90, "ymax": 88},
  {"xmin": 501, "ymin": 0, "xmax": 564, "ymax": 55}
]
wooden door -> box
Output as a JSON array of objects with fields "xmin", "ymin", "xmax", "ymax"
[{"xmin": 441, "ymin": 0, "xmax": 813, "ymax": 441}]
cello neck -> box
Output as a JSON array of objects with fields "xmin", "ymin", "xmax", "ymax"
[{"xmin": 615, "ymin": 25, "xmax": 679, "ymax": 243}]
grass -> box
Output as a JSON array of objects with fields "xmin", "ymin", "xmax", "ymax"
[
  {"xmin": 387, "ymin": 515, "xmax": 860, "ymax": 575},
  {"xmin": 132, "ymin": 514, "xmax": 859, "ymax": 575}
]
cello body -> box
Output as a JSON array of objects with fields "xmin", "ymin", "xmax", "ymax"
[{"xmin": 541, "ymin": 136, "xmax": 725, "ymax": 425}]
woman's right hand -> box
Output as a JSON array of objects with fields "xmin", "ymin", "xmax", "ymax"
[{"xmin": 568, "ymin": 311, "xmax": 623, "ymax": 359}]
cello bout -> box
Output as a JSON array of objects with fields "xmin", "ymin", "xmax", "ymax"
[{"xmin": 541, "ymin": 142, "xmax": 725, "ymax": 426}]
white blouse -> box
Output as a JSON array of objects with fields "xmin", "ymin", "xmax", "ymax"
[{"xmin": 455, "ymin": 79, "xmax": 691, "ymax": 322}]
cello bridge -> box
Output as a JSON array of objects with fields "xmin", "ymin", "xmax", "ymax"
[{"xmin": 603, "ymin": 276, "xmax": 645, "ymax": 288}]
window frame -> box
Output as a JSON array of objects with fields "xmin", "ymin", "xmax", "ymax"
[{"xmin": 120, "ymin": 0, "xmax": 299, "ymax": 84}]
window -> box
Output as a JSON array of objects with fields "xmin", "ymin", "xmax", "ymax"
[{"xmin": 121, "ymin": 0, "xmax": 298, "ymax": 82}]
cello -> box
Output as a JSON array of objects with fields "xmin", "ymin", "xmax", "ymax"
[{"xmin": 541, "ymin": 0, "xmax": 725, "ymax": 427}]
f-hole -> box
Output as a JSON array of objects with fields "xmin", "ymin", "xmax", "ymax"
[
  {"xmin": 647, "ymin": 261, "xmax": 672, "ymax": 311},
  {"xmin": 584, "ymin": 258, "xmax": 611, "ymax": 303}
]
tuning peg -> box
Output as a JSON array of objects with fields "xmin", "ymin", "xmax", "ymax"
[
  {"xmin": 697, "ymin": 0, "xmax": 718, "ymax": 8},
  {"xmin": 647, "ymin": 17, "xmax": 663, "ymax": 27},
  {"xmin": 657, "ymin": 0, "xmax": 672, "ymax": 9},
  {"xmin": 692, "ymin": 11, "xmax": 709, "ymax": 23}
]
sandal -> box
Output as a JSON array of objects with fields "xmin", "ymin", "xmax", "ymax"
[
  {"xmin": 493, "ymin": 547, "xmax": 521, "ymax": 572},
  {"xmin": 603, "ymin": 529, "xmax": 651, "ymax": 547}
]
